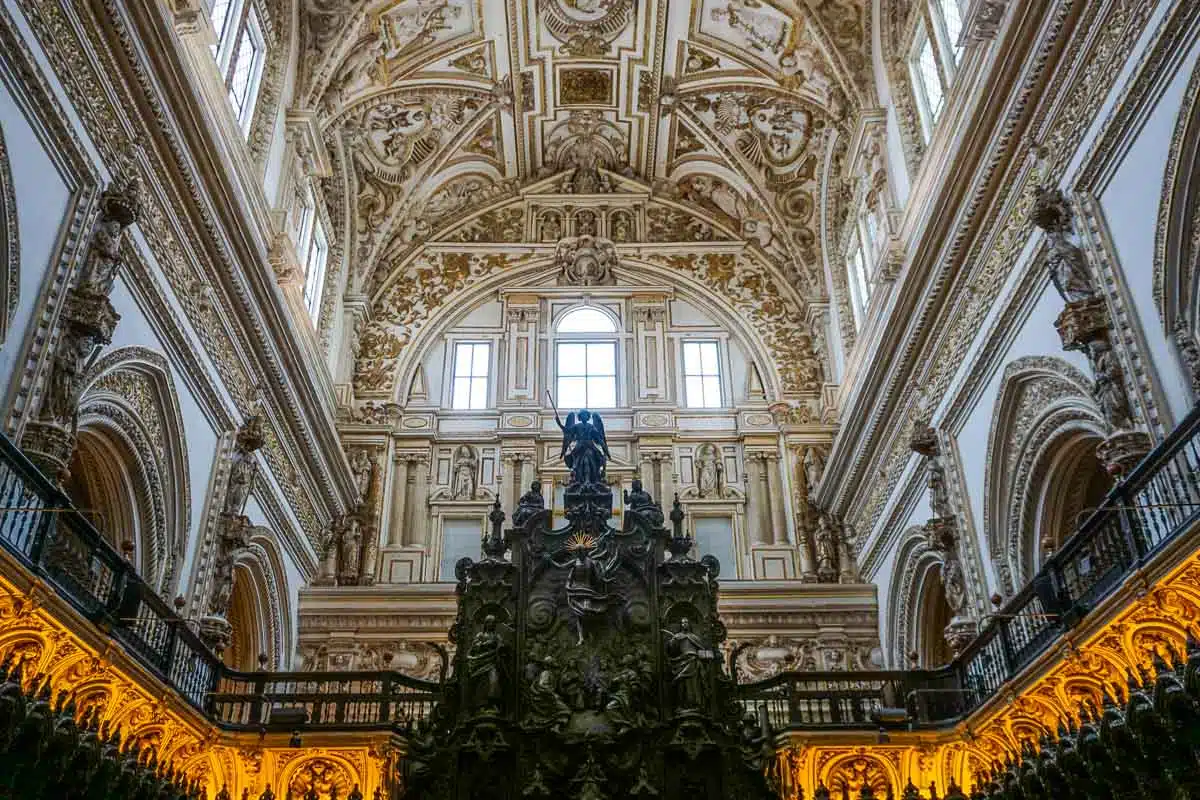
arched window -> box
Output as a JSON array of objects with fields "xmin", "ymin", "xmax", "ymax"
[
  {"xmin": 555, "ymin": 307, "xmax": 618, "ymax": 408},
  {"xmin": 210, "ymin": 0, "xmax": 267, "ymax": 134},
  {"xmin": 908, "ymin": 0, "xmax": 966, "ymax": 140}
]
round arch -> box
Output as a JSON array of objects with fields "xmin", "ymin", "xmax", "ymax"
[
  {"xmin": 382, "ymin": 255, "xmax": 804, "ymax": 406},
  {"xmin": 1154, "ymin": 57, "xmax": 1200, "ymax": 329},
  {"xmin": 984, "ymin": 356, "xmax": 1106, "ymax": 594},
  {"xmin": 886, "ymin": 526, "xmax": 953, "ymax": 668},
  {"xmin": 224, "ymin": 528, "xmax": 293, "ymax": 671},
  {"xmin": 69, "ymin": 348, "xmax": 192, "ymax": 595}
]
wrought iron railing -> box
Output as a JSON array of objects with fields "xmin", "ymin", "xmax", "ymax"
[
  {"xmin": 2, "ymin": 403, "xmax": 1199, "ymax": 734},
  {"xmin": 0, "ymin": 431, "xmax": 444, "ymax": 729},
  {"xmin": 739, "ymin": 403, "xmax": 1200, "ymax": 729}
]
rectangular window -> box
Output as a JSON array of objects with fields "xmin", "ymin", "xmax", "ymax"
[
  {"xmin": 303, "ymin": 219, "xmax": 328, "ymax": 320},
  {"xmin": 228, "ymin": 9, "xmax": 265, "ymax": 130},
  {"xmin": 210, "ymin": 0, "xmax": 235, "ymax": 53},
  {"xmin": 556, "ymin": 342, "xmax": 616, "ymax": 409},
  {"xmin": 848, "ymin": 242, "xmax": 871, "ymax": 328},
  {"xmin": 452, "ymin": 342, "xmax": 491, "ymax": 410},
  {"xmin": 682, "ymin": 341, "xmax": 722, "ymax": 409},
  {"xmin": 910, "ymin": 23, "xmax": 945, "ymax": 137},
  {"xmin": 940, "ymin": 0, "xmax": 965, "ymax": 63}
]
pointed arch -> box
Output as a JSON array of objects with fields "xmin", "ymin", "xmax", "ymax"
[
  {"xmin": 983, "ymin": 356, "xmax": 1108, "ymax": 595},
  {"xmin": 70, "ymin": 348, "xmax": 192, "ymax": 595}
]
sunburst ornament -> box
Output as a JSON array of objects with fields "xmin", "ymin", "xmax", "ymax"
[{"xmin": 566, "ymin": 532, "xmax": 597, "ymax": 552}]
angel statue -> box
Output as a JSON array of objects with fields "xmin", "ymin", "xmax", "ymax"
[{"xmin": 550, "ymin": 396, "xmax": 611, "ymax": 487}]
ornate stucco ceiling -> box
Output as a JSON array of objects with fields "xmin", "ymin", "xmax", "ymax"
[{"xmin": 300, "ymin": 0, "xmax": 873, "ymax": 403}]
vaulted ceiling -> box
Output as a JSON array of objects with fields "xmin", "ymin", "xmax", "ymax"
[{"xmin": 301, "ymin": 0, "xmax": 875, "ymax": 403}]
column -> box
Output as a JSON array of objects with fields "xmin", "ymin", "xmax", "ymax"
[
  {"xmin": 388, "ymin": 457, "xmax": 409, "ymax": 546},
  {"xmin": 412, "ymin": 456, "xmax": 432, "ymax": 547},
  {"xmin": 750, "ymin": 455, "xmax": 770, "ymax": 545},
  {"xmin": 766, "ymin": 454, "xmax": 789, "ymax": 545}
]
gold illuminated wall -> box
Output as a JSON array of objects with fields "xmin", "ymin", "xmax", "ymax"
[
  {"xmin": 0, "ymin": 573, "xmax": 393, "ymax": 798},
  {"xmin": 772, "ymin": 550, "xmax": 1200, "ymax": 798},
  {"xmin": 5, "ymin": 549, "xmax": 1200, "ymax": 799}
]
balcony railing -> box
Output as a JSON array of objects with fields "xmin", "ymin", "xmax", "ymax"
[
  {"xmin": 739, "ymin": 403, "xmax": 1200, "ymax": 729},
  {"xmin": 2, "ymin": 403, "xmax": 1199, "ymax": 735},
  {"xmin": 0, "ymin": 430, "xmax": 442, "ymax": 730}
]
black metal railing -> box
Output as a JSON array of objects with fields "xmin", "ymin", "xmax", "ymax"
[
  {"xmin": 738, "ymin": 403, "xmax": 1200, "ymax": 729},
  {"xmin": 208, "ymin": 670, "xmax": 440, "ymax": 730},
  {"xmin": 3, "ymin": 403, "xmax": 1200, "ymax": 735}
]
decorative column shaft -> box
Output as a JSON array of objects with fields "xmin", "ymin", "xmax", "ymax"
[
  {"xmin": 388, "ymin": 456, "xmax": 410, "ymax": 546},
  {"xmin": 765, "ymin": 454, "xmax": 789, "ymax": 545},
  {"xmin": 750, "ymin": 455, "xmax": 771, "ymax": 546}
]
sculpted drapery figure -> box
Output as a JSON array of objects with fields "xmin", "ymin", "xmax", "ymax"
[
  {"xmin": 452, "ymin": 445, "xmax": 478, "ymax": 499},
  {"xmin": 554, "ymin": 407, "xmax": 610, "ymax": 486},
  {"xmin": 513, "ymin": 480, "xmax": 545, "ymax": 528},
  {"xmin": 467, "ymin": 614, "xmax": 505, "ymax": 712},
  {"xmin": 623, "ymin": 479, "xmax": 664, "ymax": 527},
  {"xmin": 565, "ymin": 548, "xmax": 611, "ymax": 644},
  {"xmin": 1031, "ymin": 186, "xmax": 1097, "ymax": 303},
  {"xmin": 664, "ymin": 618, "xmax": 716, "ymax": 709}
]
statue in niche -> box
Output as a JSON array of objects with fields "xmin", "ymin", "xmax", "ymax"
[
  {"xmin": 565, "ymin": 547, "xmax": 611, "ymax": 644},
  {"xmin": 814, "ymin": 513, "xmax": 839, "ymax": 582},
  {"xmin": 467, "ymin": 614, "xmax": 506, "ymax": 712},
  {"xmin": 554, "ymin": 408, "xmax": 610, "ymax": 486},
  {"xmin": 663, "ymin": 618, "xmax": 717, "ymax": 710},
  {"xmin": 610, "ymin": 211, "xmax": 633, "ymax": 243},
  {"xmin": 340, "ymin": 517, "xmax": 362, "ymax": 583},
  {"xmin": 928, "ymin": 459, "xmax": 952, "ymax": 520},
  {"xmin": 350, "ymin": 448, "xmax": 374, "ymax": 503},
  {"xmin": 555, "ymin": 235, "xmax": 618, "ymax": 286},
  {"xmin": 695, "ymin": 443, "xmax": 721, "ymax": 497},
  {"xmin": 513, "ymin": 480, "xmax": 545, "ymax": 527},
  {"xmin": 452, "ymin": 445, "xmax": 478, "ymax": 499},
  {"xmin": 803, "ymin": 446, "xmax": 826, "ymax": 499},
  {"xmin": 540, "ymin": 212, "xmax": 563, "ymax": 242},
  {"xmin": 623, "ymin": 479, "xmax": 664, "ymax": 527},
  {"xmin": 942, "ymin": 554, "xmax": 967, "ymax": 615},
  {"xmin": 575, "ymin": 210, "xmax": 598, "ymax": 237}
]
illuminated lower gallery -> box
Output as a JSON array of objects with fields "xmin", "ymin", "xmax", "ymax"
[{"xmin": 1, "ymin": 0, "xmax": 1200, "ymax": 797}]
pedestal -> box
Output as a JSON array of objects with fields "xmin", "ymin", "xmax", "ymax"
[
  {"xmin": 944, "ymin": 616, "xmax": 978, "ymax": 656},
  {"xmin": 1097, "ymin": 429, "xmax": 1153, "ymax": 477},
  {"xmin": 199, "ymin": 615, "xmax": 233, "ymax": 656},
  {"xmin": 1054, "ymin": 297, "xmax": 1109, "ymax": 352},
  {"xmin": 20, "ymin": 421, "xmax": 77, "ymax": 483}
]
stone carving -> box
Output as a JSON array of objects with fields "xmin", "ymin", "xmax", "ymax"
[
  {"xmin": 542, "ymin": 110, "xmax": 629, "ymax": 193},
  {"xmin": 1090, "ymin": 339, "xmax": 1134, "ymax": 430},
  {"xmin": 452, "ymin": 444, "xmax": 478, "ymax": 499},
  {"xmin": 555, "ymin": 235, "xmax": 618, "ymax": 286},
  {"xmin": 695, "ymin": 443, "xmax": 722, "ymax": 497},
  {"xmin": 349, "ymin": 448, "xmax": 374, "ymax": 504},
  {"xmin": 815, "ymin": 513, "xmax": 840, "ymax": 583},
  {"xmin": 803, "ymin": 446, "xmax": 826, "ymax": 500},
  {"xmin": 538, "ymin": 210, "xmax": 563, "ymax": 242},
  {"xmin": 339, "ymin": 516, "xmax": 363, "ymax": 585},
  {"xmin": 540, "ymin": 0, "xmax": 635, "ymax": 57},
  {"xmin": 1031, "ymin": 186, "xmax": 1097, "ymax": 303},
  {"xmin": 224, "ymin": 414, "xmax": 265, "ymax": 517},
  {"xmin": 1174, "ymin": 318, "xmax": 1200, "ymax": 396}
]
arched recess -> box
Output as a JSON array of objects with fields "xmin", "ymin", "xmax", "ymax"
[
  {"xmin": 374, "ymin": 254, "xmax": 817, "ymax": 407},
  {"xmin": 68, "ymin": 348, "xmax": 191, "ymax": 595},
  {"xmin": 1154, "ymin": 59, "xmax": 1200, "ymax": 337},
  {"xmin": 0, "ymin": 121, "xmax": 18, "ymax": 345},
  {"xmin": 886, "ymin": 526, "xmax": 953, "ymax": 668},
  {"xmin": 225, "ymin": 527, "xmax": 293, "ymax": 672},
  {"xmin": 984, "ymin": 356, "xmax": 1108, "ymax": 595},
  {"xmin": 277, "ymin": 753, "xmax": 365, "ymax": 800}
]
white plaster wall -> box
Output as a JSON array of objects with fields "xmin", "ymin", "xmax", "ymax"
[
  {"xmin": 0, "ymin": 81, "xmax": 71, "ymax": 388},
  {"xmin": 1098, "ymin": 38, "xmax": 1200, "ymax": 427},
  {"xmin": 107, "ymin": 278, "xmax": 222, "ymax": 588}
]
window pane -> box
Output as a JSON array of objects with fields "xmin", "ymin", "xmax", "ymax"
[
  {"xmin": 470, "ymin": 377, "xmax": 487, "ymax": 409},
  {"xmin": 558, "ymin": 376, "xmax": 587, "ymax": 409},
  {"xmin": 941, "ymin": 0, "xmax": 964, "ymax": 58},
  {"xmin": 558, "ymin": 307, "xmax": 615, "ymax": 333},
  {"xmin": 558, "ymin": 343, "xmax": 587, "ymax": 375},
  {"xmin": 685, "ymin": 376, "xmax": 705, "ymax": 409},
  {"xmin": 587, "ymin": 376, "xmax": 616, "ymax": 408},
  {"xmin": 702, "ymin": 376, "xmax": 721, "ymax": 407},
  {"xmin": 452, "ymin": 378, "xmax": 472, "ymax": 410},
  {"xmin": 471, "ymin": 343, "xmax": 489, "ymax": 377},
  {"xmin": 699, "ymin": 342, "xmax": 719, "ymax": 375},
  {"xmin": 683, "ymin": 342, "xmax": 700, "ymax": 374},
  {"xmin": 210, "ymin": 0, "xmax": 234, "ymax": 46},
  {"xmin": 586, "ymin": 343, "xmax": 615, "ymax": 376},
  {"xmin": 918, "ymin": 36, "xmax": 944, "ymax": 118},
  {"xmin": 454, "ymin": 344, "xmax": 474, "ymax": 377}
]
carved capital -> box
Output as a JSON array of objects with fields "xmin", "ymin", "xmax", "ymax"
[{"xmin": 961, "ymin": 0, "xmax": 1012, "ymax": 43}]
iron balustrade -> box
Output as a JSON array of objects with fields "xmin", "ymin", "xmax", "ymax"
[
  {"xmin": 208, "ymin": 670, "xmax": 441, "ymax": 730},
  {"xmin": 3, "ymin": 402, "xmax": 1200, "ymax": 734},
  {"xmin": 738, "ymin": 403, "xmax": 1200, "ymax": 729}
]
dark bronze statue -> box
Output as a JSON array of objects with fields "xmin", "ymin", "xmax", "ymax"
[
  {"xmin": 663, "ymin": 618, "xmax": 717, "ymax": 710},
  {"xmin": 466, "ymin": 614, "xmax": 506, "ymax": 712},
  {"xmin": 554, "ymin": 407, "xmax": 610, "ymax": 486},
  {"xmin": 513, "ymin": 480, "xmax": 545, "ymax": 528}
]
